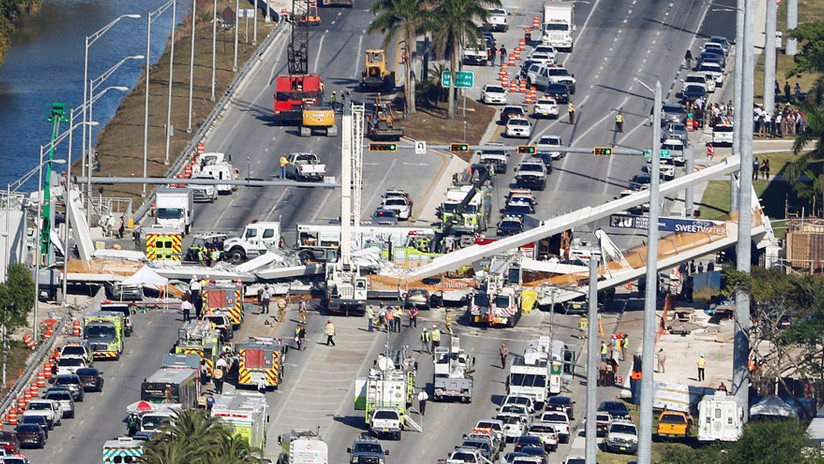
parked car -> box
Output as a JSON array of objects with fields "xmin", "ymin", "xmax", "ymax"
[
  {"xmin": 497, "ymin": 413, "xmax": 530, "ymax": 442},
  {"xmin": 1, "ymin": 455, "xmax": 30, "ymax": 464},
  {"xmin": 43, "ymin": 387, "xmax": 75, "ymax": 418},
  {"xmin": 503, "ymin": 395, "xmax": 536, "ymax": 414},
  {"xmin": 23, "ymin": 400, "xmax": 62, "ymax": 429},
  {"xmin": 513, "ymin": 435, "xmax": 543, "ymax": 453},
  {"xmin": 506, "ymin": 117, "xmax": 532, "ymax": 138},
  {"xmin": 19, "ymin": 416, "xmax": 48, "ymax": 437},
  {"xmin": 535, "ymin": 135, "xmax": 564, "ymax": 160},
  {"xmin": 371, "ymin": 208, "xmax": 398, "ymax": 225},
  {"xmin": 544, "ymin": 83, "xmax": 570, "ymax": 104},
  {"xmin": 13, "ymin": 425, "xmax": 45, "ymax": 449},
  {"xmin": 663, "ymin": 121, "xmax": 688, "ymax": 142},
  {"xmin": 532, "ymin": 97, "xmax": 559, "ymax": 119},
  {"xmin": 545, "ymin": 396, "xmax": 574, "ymax": 420},
  {"xmin": 53, "ymin": 374, "xmax": 84, "ymax": 402},
  {"xmin": 481, "ymin": 85, "xmax": 508, "ymax": 105},
  {"xmin": 55, "ymin": 356, "xmax": 87, "ymax": 376},
  {"xmin": 381, "ymin": 196, "xmax": 412, "ymax": 220},
  {"xmin": 500, "ymin": 105, "xmax": 527, "ymax": 124},
  {"xmin": 605, "ymin": 419, "xmax": 638, "ymax": 454},
  {"xmin": 58, "ymin": 341, "xmax": 92, "ymax": 364},
  {"xmin": 527, "ymin": 422, "xmax": 558, "ymax": 451},
  {"xmin": 0, "ymin": 432, "xmax": 19, "ymax": 455},
  {"xmin": 75, "ymin": 367, "xmax": 104, "ymax": 392}
]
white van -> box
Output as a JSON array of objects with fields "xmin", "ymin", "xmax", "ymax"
[
  {"xmin": 661, "ymin": 139, "xmax": 685, "ymax": 166},
  {"xmin": 712, "ymin": 124, "xmax": 734, "ymax": 147},
  {"xmin": 684, "ymin": 72, "xmax": 715, "ymax": 93},
  {"xmin": 697, "ymin": 392, "xmax": 743, "ymax": 442}
]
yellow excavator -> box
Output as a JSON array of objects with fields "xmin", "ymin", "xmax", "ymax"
[
  {"xmin": 301, "ymin": 98, "xmax": 337, "ymax": 137},
  {"xmin": 360, "ymin": 49, "xmax": 395, "ymax": 91}
]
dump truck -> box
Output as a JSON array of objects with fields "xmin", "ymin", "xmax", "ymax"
[
  {"xmin": 83, "ymin": 311, "xmax": 125, "ymax": 360},
  {"xmin": 367, "ymin": 100, "xmax": 404, "ymax": 141},
  {"xmin": 433, "ymin": 337, "xmax": 475, "ymax": 403},
  {"xmin": 355, "ymin": 349, "xmax": 419, "ymax": 440},
  {"xmin": 203, "ymin": 280, "xmax": 245, "ymax": 328},
  {"xmin": 360, "ymin": 49, "xmax": 394, "ymax": 91},
  {"xmin": 211, "ymin": 392, "xmax": 268, "ymax": 449},
  {"xmin": 235, "ymin": 337, "xmax": 287, "ymax": 390},
  {"xmin": 278, "ymin": 429, "xmax": 329, "ymax": 464}
]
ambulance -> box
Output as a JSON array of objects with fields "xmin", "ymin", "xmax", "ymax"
[
  {"xmin": 102, "ymin": 437, "xmax": 143, "ymax": 464},
  {"xmin": 175, "ymin": 319, "xmax": 222, "ymax": 376},
  {"xmin": 211, "ymin": 392, "xmax": 268, "ymax": 449}
]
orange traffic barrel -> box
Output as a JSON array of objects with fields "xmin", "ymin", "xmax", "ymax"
[
  {"xmin": 73, "ymin": 319, "xmax": 81, "ymax": 336},
  {"xmin": 36, "ymin": 372, "xmax": 45, "ymax": 388},
  {"xmin": 22, "ymin": 334, "xmax": 35, "ymax": 349},
  {"xmin": 23, "ymin": 390, "xmax": 31, "ymax": 403},
  {"xmin": 8, "ymin": 408, "xmax": 16, "ymax": 426},
  {"xmin": 197, "ymin": 141, "xmax": 205, "ymax": 156},
  {"xmin": 533, "ymin": 15, "xmax": 540, "ymax": 28},
  {"xmin": 44, "ymin": 362, "xmax": 52, "ymax": 379},
  {"xmin": 43, "ymin": 325, "xmax": 53, "ymax": 341},
  {"xmin": 519, "ymin": 38, "xmax": 526, "ymax": 48},
  {"xmin": 509, "ymin": 79, "xmax": 519, "ymax": 92},
  {"xmin": 519, "ymin": 80, "xmax": 527, "ymax": 93},
  {"xmin": 184, "ymin": 164, "xmax": 193, "ymax": 178}
]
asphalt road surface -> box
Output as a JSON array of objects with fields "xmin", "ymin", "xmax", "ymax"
[{"xmin": 36, "ymin": 0, "xmax": 738, "ymax": 461}]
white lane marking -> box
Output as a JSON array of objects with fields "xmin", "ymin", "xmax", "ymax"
[
  {"xmin": 532, "ymin": 94, "xmax": 591, "ymax": 142},
  {"xmin": 403, "ymin": 162, "xmax": 429, "ymax": 166},
  {"xmin": 570, "ymin": 94, "xmax": 632, "ymax": 148},
  {"xmin": 265, "ymin": 189, "xmax": 291, "ymax": 222},
  {"xmin": 310, "ymin": 189, "xmax": 335, "ymax": 223},
  {"xmin": 313, "ymin": 34, "xmax": 327, "ymax": 73},
  {"xmin": 364, "ymin": 158, "xmax": 398, "ymax": 212},
  {"xmin": 562, "ymin": 0, "xmax": 603, "ymax": 66}
]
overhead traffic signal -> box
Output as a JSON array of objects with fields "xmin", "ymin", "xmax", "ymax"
[
  {"xmin": 369, "ymin": 142, "xmax": 397, "ymax": 152},
  {"xmin": 517, "ymin": 145, "xmax": 536, "ymax": 155},
  {"xmin": 593, "ymin": 147, "xmax": 613, "ymax": 156},
  {"xmin": 450, "ymin": 143, "xmax": 470, "ymax": 153}
]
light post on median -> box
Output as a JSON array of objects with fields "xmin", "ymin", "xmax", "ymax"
[
  {"xmin": 164, "ymin": 0, "xmax": 178, "ymax": 166},
  {"xmin": 188, "ymin": 0, "xmax": 197, "ymax": 132},
  {"xmin": 634, "ymin": 77, "xmax": 663, "ymax": 464},
  {"xmin": 143, "ymin": 0, "xmax": 176, "ymax": 197},
  {"xmin": 233, "ymin": 0, "xmax": 239, "ymax": 72},
  {"xmin": 87, "ymin": 55, "xmax": 144, "ymax": 218},
  {"xmin": 212, "ymin": 0, "xmax": 217, "ymax": 101},
  {"xmin": 82, "ymin": 14, "xmax": 141, "ymax": 182}
]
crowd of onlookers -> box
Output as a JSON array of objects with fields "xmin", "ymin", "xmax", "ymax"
[{"xmin": 754, "ymin": 104, "xmax": 807, "ymax": 138}]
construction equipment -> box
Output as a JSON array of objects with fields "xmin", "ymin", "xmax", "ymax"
[
  {"xmin": 468, "ymin": 255, "xmax": 523, "ymax": 327},
  {"xmin": 366, "ymin": 97, "xmax": 404, "ymax": 141},
  {"xmin": 203, "ymin": 280, "xmax": 244, "ymax": 328},
  {"xmin": 301, "ymin": 102, "xmax": 337, "ymax": 137},
  {"xmin": 360, "ymin": 50, "xmax": 395, "ymax": 91},
  {"xmin": 440, "ymin": 166, "xmax": 494, "ymax": 239},
  {"xmin": 175, "ymin": 319, "xmax": 222, "ymax": 376},
  {"xmin": 234, "ymin": 337, "xmax": 287, "ymax": 390},
  {"xmin": 354, "ymin": 348, "xmax": 419, "ymax": 439},
  {"xmin": 295, "ymin": 0, "xmax": 320, "ymax": 25},
  {"xmin": 433, "ymin": 337, "xmax": 475, "ymax": 402}
]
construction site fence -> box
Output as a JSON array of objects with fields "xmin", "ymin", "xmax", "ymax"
[{"xmin": 134, "ymin": 19, "xmax": 287, "ymax": 223}]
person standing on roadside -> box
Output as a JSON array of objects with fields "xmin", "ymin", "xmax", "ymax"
[
  {"xmin": 431, "ymin": 325, "xmax": 441, "ymax": 349},
  {"xmin": 418, "ymin": 388, "xmax": 429, "ymax": 416},
  {"xmin": 657, "ymin": 348, "xmax": 667, "ymax": 373},
  {"xmin": 500, "ymin": 45, "xmax": 507, "ymax": 63},
  {"xmin": 279, "ymin": 154, "xmax": 289, "ymax": 179},
  {"xmin": 697, "ymin": 354, "xmax": 706, "ymax": 381},
  {"xmin": 420, "ymin": 328, "xmax": 430, "ymax": 353},
  {"xmin": 394, "ymin": 306, "xmax": 403, "ymax": 332},
  {"xmin": 366, "ymin": 304, "xmax": 375, "ymax": 332},
  {"xmin": 277, "ymin": 296, "xmax": 287, "ymax": 322},
  {"xmin": 181, "ymin": 294, "xmax": 193, "ymax": 322},
  {"xmin": 325, "ymin": 320, "xmax": 336, "ymax": 346},
  {"xmin": 568, "ymin": 101, "xmax": 575, "ymax": 124},
  {"xmin": 499, "ymin": 343, "xmax": 509, "ymax": 369},
  {"xmin": 298, "ymin": 297, "xmax": 308, "ymax": 324},
  {"xmin": 295, "ymin": 324, "xmax": 306, "ymax": 350},
  {"xmin": 385, "ymin": 308, "xmax": 395, "ymax": 333},
  {"xmin": 260, "ymin": 285, "xmax": 271, "ymax": 314},
  {"xmin": 578, "ymin": 315, "xmax": 588, "ymax": 339},
  {"xmin": 408, "ymin": 306, "xmax": 418, "ymax": 328},
  {"xmin": 684, "ymin": 49, "xmax": 693, "ymax": 69}
]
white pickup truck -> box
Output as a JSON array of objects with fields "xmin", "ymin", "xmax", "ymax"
[
  {"xmin": 369, "ymin": 408, "xmax": 403, "ymax": 440},
  {"xmin": 285, "ymin": 153, "xmax": 326, "ymax": 181},
  {"xmin": 24, "ymin": 399, "xmax": 63, "ymax": 428}
]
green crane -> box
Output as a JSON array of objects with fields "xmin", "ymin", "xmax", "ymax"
[{"xmin": 42, "ymin": 103, "xmax": 69, "ymax": 261}]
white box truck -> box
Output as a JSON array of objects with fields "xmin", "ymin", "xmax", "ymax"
[
  {"xmin": 697, "ymin": 391, "xmax": 743, "ymax": 442},
  {"xmin": 542, "ymin": 2, "xmax": 575, "ymax": 52},
  {"xmin": 155, "ymin": 188, "xmax": 194, "ymax": 234}
]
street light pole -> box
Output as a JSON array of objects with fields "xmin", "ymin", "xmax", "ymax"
[
  {"xmin": 763, "ymin": 0, "xmax": 777, "ymax": 112},
  {"xmin": 634, "ymin": 78, "xmax": 662, "ymax": 464},
  {"xmin": 82, "ymin": 14, "xmax": 141, "ymax": 188},
  {"xmin": 188, "ymin": 0, "xmax": 197, "ymax": 132},
  {"xmin": 585, "ymin": 253, "xmax": 599, "ymax": 464},
  {"xmin": 786, "ymin": 0, "xmax": 798, "ymax": 56},
  {"xmin": 89, "ymin": 55, "xmax": 144, "ymax": 215},
  {"xmin": 212, "ymin": 0, "xmax": 217, "ymax": 101},
  {"xmin": 233, "ymin": 0, "xmax": 239, "ymax": 72},
  {"xmin": 734, "ymin": 0, "xmax": 756, "ymax": 422},
  {"xmin": 164, "ymin": 0, "xmax": 178, "ymax": 166},
  {"xmin": 731, "ymin": 0, "xmax": 744, "ymax": 212}
]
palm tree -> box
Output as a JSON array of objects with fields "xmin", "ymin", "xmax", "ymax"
[
  {"xmin": 140, "ymin": 408, "xmax": 263, "ymax": 464},
  {"xmin": 794, "ymin": 168, "xmax": 824, "ymax": 216},
  {"xmin": 789, "ymin": 77, "xmax": 824, "ymax": 179},
  {"xmin": 369, "ymin": 0, "xmax": 427, "ymax": 114},
  {"xmin": 424, "ymin": 0, "xmax": 501, "ymax": 119}
]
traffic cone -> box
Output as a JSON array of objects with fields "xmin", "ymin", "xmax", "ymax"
[
  {"xmin": 22, "ymin": 334, "xmax": 35, "ymax": 349},
  {"xmin": 44, "ymin": 361, "xmax": 52, "ymax": 379},
  {"xmin": 533, "ymin": 15, "xmax": 540, "ymax": 28},
  {"xmin": 197, "ymin": 141, "xmax": 205, "ymax": 157},
  {"xmin": 8, "ymin": 407, "xmax": 16, "ymax": 426},
  {"xmin": 43, "ymin": 325, "xmax": 54, "ymax": 341},
  {"xmin": 36, "ymin": 371, "xmax": 45, "ymax": 388},
  {"xmin": 73, "ymin": 319, "xmax": 81, "ymax": 336}
]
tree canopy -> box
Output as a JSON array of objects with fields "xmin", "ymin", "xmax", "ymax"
[
  {"xmin": 788, "ymin": 21, "xmax": 824, "ymax": 77},
  {"xmin": 0, "ymin": 264, "xmax": 35, "ymax": 331},
  {"xmin": 0, "ymin": 0, "xmax": 41, "ymax": 66}
]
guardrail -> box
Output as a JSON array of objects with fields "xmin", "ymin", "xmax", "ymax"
[
  {"xmin": 0, "ymin": 288, "xmax": 106, "ymax": 419},
  {"xmin": 134, "ymin": 19, "xmax": 287, "ymax": 223}
]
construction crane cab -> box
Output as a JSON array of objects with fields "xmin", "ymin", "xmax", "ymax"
[
  {"xmin": 366, "ymin": 96, "xmax": 404, "ymax": 141},
  {"xmin": 360, "ymin": 49, "xmax": 395, "ymax": 91}
]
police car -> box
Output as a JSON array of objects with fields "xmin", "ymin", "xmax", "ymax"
[{"xmin": 498, "ymin": 215, "xmax": 524, "ymax": 236}]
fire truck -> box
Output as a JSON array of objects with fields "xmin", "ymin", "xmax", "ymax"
[
  {"xmin": 175, "ymin": 319, "xmax": 222, "ymax": 376},
  {"xmin": 211, "ymin": 392, "xmax": 268, "ymax": 449},
  {"xmin": 235, "ymin": 337, "xmax": 287, "ymax": 390},
  {"xmin": 203, "ymin": 280, "xmax": 244, "ymax": 329}
]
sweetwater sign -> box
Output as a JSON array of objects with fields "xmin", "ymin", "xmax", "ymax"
[{"xmin": 609, "ymin": 215, "xmax": 727, "ymax": 235}]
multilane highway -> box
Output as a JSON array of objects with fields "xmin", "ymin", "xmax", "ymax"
[{"xmin": 26, "ymin": 0, "xmax": 737, "ymax": 461}]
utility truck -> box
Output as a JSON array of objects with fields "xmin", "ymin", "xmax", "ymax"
[
  {"xmin": 355, "ymin": 349, "xmax": 419, "ymax": 440},
  {"xmin": 469, "ymin": 256, "xmax": 523, "ymax": 327},
  {"xmin": 542, "ymin": 2, "xmax": 575, "ymax": 52},
  {"xmin": 697, "ymin": 391, "xmax": 743, "ymax": 442},
  {"xmin": 278, "ymin": 429, "xmax": 329, "ymax": 464},
  {"xmin": 223, "ymin": 221, "xmax": 281, "ymax": 263},
  {"xmin": 433, "ymin": 337, "xmax": 475, "ymax": 402},
  {"xmin": 211, "ymin": 392, "xmax": 268, "ymax": 449},
  {"xmin": 154, "ymin": 188, "xmax": 194, "ymax": 234},
  {"xmin": 83, "ymin": 311, "xmax": 125, "ymax": 360},
  {"xmin": 506, "ymin": 336, "xmax": 568, "ymax": 407}
]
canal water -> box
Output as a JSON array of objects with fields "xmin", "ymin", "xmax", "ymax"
[{"xmin": 0, "ymin": 0, "xmax": 189, "ymax": 190}]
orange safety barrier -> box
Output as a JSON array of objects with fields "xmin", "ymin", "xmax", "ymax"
[
  {"xmin": 501, "ymin": 76, "xmax": 509, "ymax": 87},
  {"xmin": 184, "ymin": 164, "xmax": 193, "ymax": 178},
  {"xmin": 43, "ymin": 325, "xmax": 53, "ymax": 341},
  {"xmin": 686, "ymin": 116, "xmax": 694, "ymax": 131},
  {"xmin": 36, "ymin": 371, "xmax": 45, "ymax": 388},
  {"xmin": 519, "ymin": 38, "xmax": 526, "ymax": 48},
  {"xmin": 73, "ymin": 319, "xmax": 81, "ymax": 336},
  {"xmin": 16, "ymin": 399, "xmax": 24, "ymax": 411},
  {"xmin": 197, "ymin": 141, "xmax": 205, "ymax": 156},
  {"xmin": 23, "ymin": 391, "xmax": 30, "ymax": 403},
  {"xmin": 22, "ymin": 334, "xmax": 35, "ymax": 349},
  {"xmin": 533, "ymin": 15, "xmax": 540, "ymax": 28},
  {"xmin": 519, "ymin": 80, "xmax": 527, "ymax": 93},
  {"xmin": 29, "ymin": 383, "xmax": 38, "ymax": 397},
  {"xmin": 512, "ymin": 48, "xmax": 520, "ymax": 59},
  {"xmin": 509, "ymin": 79, "xmax": 519, "ymax": 92},
  {"xmin": 508, "ymin": 55, "xmax": 516, "ymax": 66},
  {"xmin": 8, "ymin": 408, "xmax": 16, "ymax": 426},
  {"xmin": 525, "ymin": 87, "xmax": 537, "ymax": 104},
  {"xmin": 44, "ymin": 361, "xmax": 52, "ymax": 379}
]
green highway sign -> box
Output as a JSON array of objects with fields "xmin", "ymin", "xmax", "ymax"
[
  {"xmin": 644, "ymin": 149, "xmax": 672, "ymax": 159},
  {"xmin": 441, "ymin": 71, "xmax": 474, "ymax": 88}
]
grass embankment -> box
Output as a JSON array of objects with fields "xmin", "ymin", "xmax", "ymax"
[
  {"xmin": 698, "ymin": 151, "xmax": 801, "ymax": 238},
  {"xmin": 90, "ymin": 4, "xmax": 276, "ymax": 206},
  {"xmin": 396, "ymin": 95, "xmax": 497, "ymax": 164}
]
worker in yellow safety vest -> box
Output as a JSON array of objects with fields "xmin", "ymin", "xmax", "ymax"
[
  {"xmin": 697, "ymin": 355, "xmax": 706, "ymax": 382},
  {"xmin": 431, "ymin": 325, "xmax": 441, "ymax": 348},
  {"xmin": 279, "ymin": 155, "xmax": 289, "ymax": 179},
  {"xmin": 616, "ymin": 113, "xmax": 624, "ymax": 132},
  {"xmin": 578, "ymin": 315, "xmax": 588, "ymax": 339}
]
